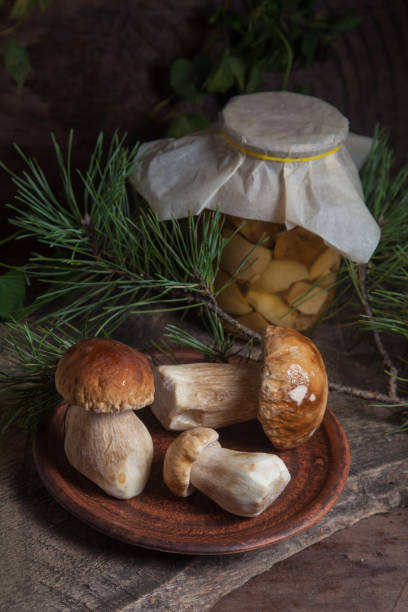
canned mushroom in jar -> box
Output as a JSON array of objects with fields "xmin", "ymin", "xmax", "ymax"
[
  {"xmin": 215, "ymin": 215, "xmax": 341, "ymax": 333},
  {"xmin": 132, "ymin": 92, "xmax": 380, "ymax": 327}
]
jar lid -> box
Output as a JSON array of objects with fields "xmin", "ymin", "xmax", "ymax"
[
  {"xmin": 220, "ymin": 92, "xmax": 349, "ymax": 157},
  {"xmin": 132, "ymin": 93, "xmax": 380, "ymax": 264}
]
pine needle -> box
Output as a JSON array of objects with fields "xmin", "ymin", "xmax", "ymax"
[
  {"xmin": 2, "ymin": 131, "xmax": 230, "ymax": 337},
  {"xmin": 0, "ymin": 321, "xmax": 85, "ymax": 432},
  {"xmin": 352, "ymin": 127, "xmax": 408, "ymax": 344},
  {"xmin": 1, "ymin": 126, "xmax": 407, "ymax": 434}
]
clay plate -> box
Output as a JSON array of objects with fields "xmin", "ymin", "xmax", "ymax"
[{"xmin": 32, "ymin": 349, "xmax": 350, "ymax": 555}]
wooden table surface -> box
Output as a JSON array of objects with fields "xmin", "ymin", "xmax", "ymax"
[
  {"xmin": 1, "ymin": 315, "xmax": 407, "ymax": 611},
  {"xmin": 0, "ymin": 1, "xmax": 407, "ymax": 609}
]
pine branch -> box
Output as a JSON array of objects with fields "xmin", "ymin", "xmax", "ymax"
[
  {"xmin": 3, "ymin": 132, "xmax": 226, "ymax": 332},
  {"xmin": 358, "ymin": 263, "xmax": 399, "ymax": 401},
  {"xmin": 343, "ymin": 126, "xmax": 408, "ymax": 407},
  {"xmin": 1, "ymin": 127, "xmax": 407, "ymax": 434},
  {"xmin": 0, "ymin": 321, "xmax": 85, "ymax": 432},
  {"xmin": 328, "ymin": 381, "xmax": 408, "ymax": 405}
]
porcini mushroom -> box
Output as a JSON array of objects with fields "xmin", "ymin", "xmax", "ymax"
[
  {"xmin": 163, "ymin": 427, "xmax": 291, "ymax": 517},
  {"xmin": 258, "ymin": 325, "xmax": 327, "ymax": 449},
  {"xmin": 152, "ymin": 325, "xmax": 328, "ymax": 449},
  {"xmin": 55, "ymin": 338, "xmax": 154, "ymax": 499}
]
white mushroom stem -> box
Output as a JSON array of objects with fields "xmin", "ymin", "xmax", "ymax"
[
  {"xmin": 64, "ymin": 406, "xmax": 153, "ymax": 500},
  {"xmin": 189, "ymin": 444, "xmax": 291, "ymax": 517},
  {"xmin": 153, "ymin": 325, "xmax": 328, "ymax": 451},
  {"xmin": 152, "ymin": 362, "xmax": 262, "ymax": 430}
]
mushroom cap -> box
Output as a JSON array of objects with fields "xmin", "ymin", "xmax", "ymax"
[
  {"xmin": 55, "ymin": 338, "xmax": 154, "ymax": 413},
  {"xmin": 258, "ymin": 326, "xmax": 328, "ymax": 449},
  {"xmin": 163, "ymin": 427, "xmax": 220, "ymax": 497}
]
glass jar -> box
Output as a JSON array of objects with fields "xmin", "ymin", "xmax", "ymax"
[
  {"xmin": 215, "ymin": 215, "xmax": 341, "ymax": 333},
  {"xmin": 132, "ymin": 91, "xmax": 380, "ymax": 336}
]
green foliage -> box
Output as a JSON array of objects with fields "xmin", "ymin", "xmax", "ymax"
[
  {"xmin": 1, "ymin": 127, "xmax": 408, "ymax": 433},
  {"xmin": 204, "ymin": 53, "xmax": 246, "ymax": 93},
  {"xmin": 1, "ymin": 131, "xmax": 233, "ymax": 335},
  {"xmin": 157, "ymin": 0, "xmax": 360, "ymax": 136},
  {"xmin": 3, "ymin": 39, "xmax": 30, "ymax": 89},
  {"xmin": 0, "ymin": 131, "xmax": 245, "ymax": 430},
  {"xmin": 9, "ymin": 0, "xmax": 52, "ymax": 19},
  {"xmin": 165, "ymin": 112, "xmax": 211, "ymax": 138},
  {"xmin": 152, "ymin": 322, "xmax": 237, "ymax": 364},
  {"xmin": 0, "ymin": 321, "xmax": 83, "ymax": 432},
  {"xmin": 0, "ymin": 268, "xmax": 25, "ymax": 318},
  {"xmin": 351, "ymin": 127, "xmax": 408, "ymax": 342},
  {"xmin": 0, "ymin": 0, "xmax": 53, "ymax": 89},
  {"xmin": 170, "ymin": 58, "xmax": 207, "ymax": 104}
]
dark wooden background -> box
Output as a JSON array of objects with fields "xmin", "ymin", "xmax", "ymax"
[{"xmin": 1, "ymin": 0, "xmax": 408, "ymax": 266}]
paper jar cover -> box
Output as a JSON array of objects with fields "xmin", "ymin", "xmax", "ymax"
[{"xmin": 132, "ymin": 92, "xmax": 380, "ymax": 263}]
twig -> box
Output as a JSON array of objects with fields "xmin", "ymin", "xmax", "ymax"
[
  {"xmin": 201, "ymin": 286, "xmax": 263, "ymax": 343},
  {"xmin": 328, "ymin": 381, "xmax": 408, "ymax": 405},
  {"xmin": 189, "ymin": 286, "xmax": 408, "ymax": 405},
  {"xmin": 358, "ymin": 264, "xmax": 399, "ymax": 401},
  {"xmin": 201, "ymin": 286, "xmax": 408, "ymax": 407}
]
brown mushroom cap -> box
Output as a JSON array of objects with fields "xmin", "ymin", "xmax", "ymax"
[
  {"xmin": 258, "ymin": 326, "xmax": 328, "ymax": 449},
  {"xmin": 163, "ymin": 427, "xmax": 220, "ymax": 497},
  {"xmin": 55, "ymin": 338, "xmax": 154, "ymax": 413}
]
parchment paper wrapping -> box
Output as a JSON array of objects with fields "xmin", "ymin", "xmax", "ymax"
[{"xmin": 132, "ymin": 92, "xmax": 380, "ymax": 264}]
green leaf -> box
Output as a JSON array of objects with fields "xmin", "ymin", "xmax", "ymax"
[
  {"xmin": 204, "ymin": 54, "xmax": 246, "ymax": 94},
  {"xmin": 0, "ymin": 269, "xmax": 26, "ymax": 319},
  {"xmin": 165, "ymin": 113, "xmax": 211, "ymax": 139},
  {"xmin": 227, "ymin": 56, "xmax": 246, "ymax": 91},
  {"xmin": 245, "ymin": 62, "xmax": 265, "ymax": 93},
  {"xmin": 204, "ymin": 54, "xmax": 235, "ymax": 94},
  {"xmin": 170, "ymin": 58, "xmax": 204, "ymax": 103},
  {"xmin": 9, "ymin": 0, "xmax": 36, "ymax": 19},
  {"xmin": 4, "ymin": 40, "xmax": 31, "ymax": 90},
  {"xmin": 170, "ymin": 59, "xmax": 194, "ymax": 96}
]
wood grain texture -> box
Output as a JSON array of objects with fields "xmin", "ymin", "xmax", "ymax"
[
  {"xmin": 212, "ymin": 509, "xmax": 408, "ymax": 612},
  {"xmin": 0, "ymin": 0, "xmax": 407, "ymax": 607},
  {"xmin": 32, "ymin": 351, "xmax": 349, "ymax": 555},
  {"xmin": 2, "ymin": 0, "xmax": 408, "ymax": 267},
  {"xmin": 1, "ymin": 315, "xmax": 407, "ymax": 611}
]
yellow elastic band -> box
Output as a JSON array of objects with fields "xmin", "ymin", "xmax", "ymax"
[{"xmin": 221, "ymin": 132, "xmax": 341, "ymax": 163}]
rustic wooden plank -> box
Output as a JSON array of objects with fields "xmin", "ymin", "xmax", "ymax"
[
  {"xmin": 0, "ymin": 315, "xmax": 407, "ymax": 611},
  {"xmin": 211, "ymin": 509, "xmax": 408, "ymax": 612},
  {"xmin": 118, "ymin": 452, "xmax": 408, "ymax": 611}
]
